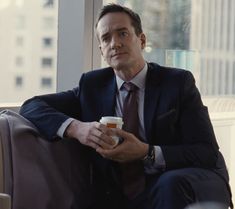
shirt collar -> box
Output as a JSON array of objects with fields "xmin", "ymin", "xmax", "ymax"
[{"xmin": 115, "ymin": 62, "xmax": 148, "ymax": 90}]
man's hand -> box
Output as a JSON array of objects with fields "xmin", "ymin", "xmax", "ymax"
[
  {"xmin": 65, "ymin": 120, "xmax": 116, "ymax": 150},
  {"xmin": 96, "ymin": 128, "xmax": 149, "ymax": 162}
]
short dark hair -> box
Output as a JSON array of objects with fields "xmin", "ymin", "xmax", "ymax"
[{"xmin": 95, "ymin": 3, "xmax": 143, "ymax": 36}]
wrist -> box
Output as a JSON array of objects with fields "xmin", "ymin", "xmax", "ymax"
[
  {"xmin": 65, "ymin": 120, "xmax": 80, "ymax": 138},
  {"xmin": 142, "ymin": 145, "xmax": 155, "ymax": 165},
  {"xmin": 141, "ymin": 143, "xmax": 149, "ymax": 159}
]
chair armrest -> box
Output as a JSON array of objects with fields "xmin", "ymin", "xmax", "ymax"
[
  {"xmin": 0, "ymin": 110, "xmax": 92, "ymax": 209},
  {"xmin": 0, "ymin": 193, "xmax": 11, "ymax": 209}
]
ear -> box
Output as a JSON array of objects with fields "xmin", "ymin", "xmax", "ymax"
[
  {"xmin": 99, "ymin": 45, "xmax": 106, "ymax": 61},
  {"xmin": 99, "ymin": 45, "xmax": 103, "ymax": 56},
  {"xmin": 139, "ymin": 33, "xmax": 146, "ymax": 49}
]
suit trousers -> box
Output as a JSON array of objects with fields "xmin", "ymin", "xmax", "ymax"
[{"xmin": 90, "ymin": 168, "xmax": 231, "ymax": 209}]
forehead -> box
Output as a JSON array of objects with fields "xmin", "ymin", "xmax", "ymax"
[{"xmin": 96, "ymin": 12, "xmax": 134, "ymax": 36}]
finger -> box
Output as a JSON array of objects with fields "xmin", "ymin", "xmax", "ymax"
[
  {"xmin": 112, "ymin": 128, "xmax": 129, "ymax": 137},
  {"xmin": 96, "ymin": 146, "xmax": 130, "ymax": 162},
  {"xmin": 92, "ymin": 126, "xmax": 117, "ymax": 146},
  {"xmin": 96, "ymin": 123, "xmax": 120, "ymax": 137},
  {"xmin": 113, "ymin": 128, "xmax": 139, "ymax": 141},
  {"xmin": 100, "ymin": 133, "xmax": 117, "ymax": 146},
  {"xmin": 90, "ymin": 134, "xmax": 115, "ymax": 149},
  {"xmin": 95, "ymin": 122, "xmax": 107, "ymax": 131},
  {"xmin": 96, "ymin": 146, "xmax": 115, "ymax": 156},
  {"xmin": 86, "ymin": 140, "xmax": 100, "ymax": 150}
]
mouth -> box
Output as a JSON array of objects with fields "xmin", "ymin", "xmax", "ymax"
[{"xmin": 111, "ymin": 52, "xmax": 127, "ymax": 58}]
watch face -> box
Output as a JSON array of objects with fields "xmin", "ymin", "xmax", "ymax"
[
  {"xmin": 149, "ymin": 146, "xmax": 155, "ymax": 163},
  {"xmin": 143, "ymin": 145, "xmax": 155, "ymax": 166}
]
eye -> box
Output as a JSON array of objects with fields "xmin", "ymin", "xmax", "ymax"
[
  {"xmin": 101, "ymin": 35, "xmax": 110, "ymax": 44},
  {"xmin": 120, "ymin": 31, "xmax": 129, "ymax": 37}
]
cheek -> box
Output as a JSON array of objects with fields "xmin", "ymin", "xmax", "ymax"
[
  {"xmin": 131, "ymin": 44, "xmax": 142, "ymax": 55},
  {"xmin": 101, "ymin": 47, "xmax": 110, "ymax": 59}
]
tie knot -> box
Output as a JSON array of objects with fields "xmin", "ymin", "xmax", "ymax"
[{"xmin": 122, "ymin": 82, "xmax": 138, "ymax": 92}]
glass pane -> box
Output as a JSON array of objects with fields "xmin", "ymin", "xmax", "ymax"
[
  {"xmin": 0, "ymin": 0, "xmax": 58, "ymax": 105},
  {"xmin": 103, "ymin": 0, "xmax": 235, "ymax": 202}
]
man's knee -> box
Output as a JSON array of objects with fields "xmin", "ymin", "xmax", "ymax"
[
  {"xmin": 146, "ymin": 170, "xmax": 195, "ymax": 209},
  {"xmin": 153, "ymin": 170, "xmax": 194, "ymax": 196}
]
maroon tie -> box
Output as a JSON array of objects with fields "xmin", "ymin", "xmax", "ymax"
[{"xmin": 120, "ymin": 82, "xmax": 145, "ymax": 199}]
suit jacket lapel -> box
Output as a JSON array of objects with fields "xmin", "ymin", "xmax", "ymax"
[
  {"xmin": 144, "ymin": 63, "xmax": 162, "ymax": 142},
  {"xmin": 100, "ymin": 72, "xmax": 117, "ymax": 117},
  {"xmin": 95, "ymin": 65, "xmax": 162, "ymax": 143}
]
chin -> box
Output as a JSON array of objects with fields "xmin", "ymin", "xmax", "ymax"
[{"xmin": 111, "ymin": 61, "xmax": 130, "ymax": 70}]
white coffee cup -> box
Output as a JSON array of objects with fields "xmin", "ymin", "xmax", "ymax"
[{"xmin": 99, "ymin": 116, "xmax": 123, "ymax": 146}]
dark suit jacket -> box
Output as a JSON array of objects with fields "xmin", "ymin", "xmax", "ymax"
[{"xmin": 20, "ymin": 62, "xmax": 230, "ymax": 204}]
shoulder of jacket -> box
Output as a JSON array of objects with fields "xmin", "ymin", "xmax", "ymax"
[{"xmin": 147, "ymin": 62, "xmax": 191, "ymax": 80}]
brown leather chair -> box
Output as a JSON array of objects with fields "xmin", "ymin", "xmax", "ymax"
[{"xmin": 0, "ymin": 109, "xmax": 92, "ymax": 209}]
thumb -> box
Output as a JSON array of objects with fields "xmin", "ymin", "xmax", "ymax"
[{"xmin": 113, "ymin": 128, "xmax": 130, "ymax": 138}]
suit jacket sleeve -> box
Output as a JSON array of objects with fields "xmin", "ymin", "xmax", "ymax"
[
  {"xmin": 160, "ymin": 71, "xmax": 219, "ymax": 169},
  {"xmin": 19, "ymin": 75, "xmax": 85, "ymax": 140}
]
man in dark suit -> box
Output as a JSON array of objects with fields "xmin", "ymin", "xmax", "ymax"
[{"xmin": 20, "ymin": 3, "xmax": 232, "ymax": 209}]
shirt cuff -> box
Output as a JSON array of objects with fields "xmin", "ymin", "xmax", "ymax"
[
  {"xmin": 56, "ymin": 118, "xmax": 74, "ymax": 138},
  {"xmin": 144, "ymin": 146, "xmax": 166, "ymax": 174}
]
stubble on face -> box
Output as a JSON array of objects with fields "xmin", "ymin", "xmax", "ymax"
[{"xmin": 96, "ymin": 12, "xmax": 146, "ymax": 80}]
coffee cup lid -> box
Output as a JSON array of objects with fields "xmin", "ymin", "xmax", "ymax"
[{"xmin": 100, "ymin": 116, "xmax": 123, "ymax": 124}]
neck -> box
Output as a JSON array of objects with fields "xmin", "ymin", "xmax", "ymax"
[{"xmin": 114, "ymin": 61, "xmax": 145, "ymax": 81}]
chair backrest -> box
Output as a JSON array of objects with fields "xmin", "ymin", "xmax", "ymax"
[
  {"xmin": 0, "ymin": 135, "xmax": 4, "ymax": 192},
  {"xmin": 0, "ymin": 120, "xmax": 11, "ymax": 209}
]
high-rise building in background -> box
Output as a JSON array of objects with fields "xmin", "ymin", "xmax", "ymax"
[
  {"xmin": 1, "ymin": 0, "xmax": 234, "ymax": 104},
  {"xmin": 111, "ymin": 0, "xmax": 235, "ymax": 97},
  {"xmin": 191, "ymin": 0, "xmax": 235, "ymax": 96},
  {"xmin": 0, "ymin": 0, "xmax": 58, "ymax": 103}
]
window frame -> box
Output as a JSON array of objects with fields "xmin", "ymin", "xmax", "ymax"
[{"xmin": 56, "ymin": 0, "xmax": 102, "ymax": 92}]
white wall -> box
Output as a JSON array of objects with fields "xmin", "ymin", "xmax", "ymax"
[{"xmin": 210, "ymin": 112, "xmax": 235, "ymax": 204}]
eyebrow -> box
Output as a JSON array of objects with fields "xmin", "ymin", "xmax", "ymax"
[{"xmin": 100, "ymin": 27, "xmax": 129, "ymax": 39}]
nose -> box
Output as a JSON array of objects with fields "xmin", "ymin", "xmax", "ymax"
[{"xmin": 111, "ymin": 35, "xmax": 122, "ymax": 50}]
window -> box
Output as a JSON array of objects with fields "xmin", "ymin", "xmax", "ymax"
[
  {"xmin": 15, "ymin": 76, "xmax": 23, "ymax": 87},
  {"xmin": 43, "ymin": 0, "xmax": 54, "ymax": 8},
  {"xmin": 0, "ymin": 1, "xmax": 58, "ymax": 104},
  {"xmin": 41, "ymin": 77, "xmax": 52, "ymax": 88},
  {"xmin": 42, "ymin": 37, "xmax": 53, "ymax": 48},
  {"xmin": 41, "ymin": 57, "xmax": 53, "ymax": 68},
  {"xmin": 103, "ymin": 0, "xmax": 234, "ymax": 98}
]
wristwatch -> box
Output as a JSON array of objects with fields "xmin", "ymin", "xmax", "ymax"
[{"xmin": 142, "ymin": 145, "xmax": 155, "ymax": 166}]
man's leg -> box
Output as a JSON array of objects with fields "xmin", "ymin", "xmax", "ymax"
[{"xmin": 145, "ymin": 168, "xmax": 231, "ymax": 209}]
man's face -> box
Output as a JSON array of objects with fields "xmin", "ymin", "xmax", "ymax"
[{"xmin": 96, "ymin": 12, "xmax": 146, "ymax": 71}]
